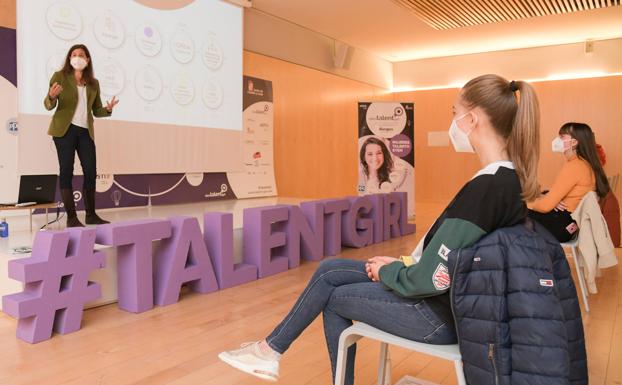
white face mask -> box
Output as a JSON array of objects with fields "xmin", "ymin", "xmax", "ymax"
[
  {"xmin": 70, "ymin": 56, "xmax": 88, "ymax": 70},
  {"xmin": 551, "ymin": 137, "xmax": 569, "ymax": 153},
  {"xmin": 551, "ymin": 137, "xmax": 564, "ymax": 153},
  {"xmin": 448, "ymin": 113, "xmax": 474, "ymax": 153}
]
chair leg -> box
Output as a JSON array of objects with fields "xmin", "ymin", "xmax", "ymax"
[
  {"xmin": 335, "ymin": 332, "xmax": 363, "ymax": 385},
  {"xmin": 570, "ymin": 245, "xmax": 590, "ymax": 313},
  {"xmin": 454, "ymin": 359, "xmax": 467, "ymax": 385},
  {"xmin": 377, "ymin": 342, "xmax": 388, "ymax": 385}
]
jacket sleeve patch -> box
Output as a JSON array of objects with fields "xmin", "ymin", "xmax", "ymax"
[
  {"xmin": 438, "ymin": 244, "xmax": 451, "ymax": 261},
  {"xmin": 433, "ymin": 263, "xmax": 451, "ymax": 290}
]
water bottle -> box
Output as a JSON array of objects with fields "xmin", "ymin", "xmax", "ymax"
[{"xmin": 0, "ymin": 218, "xmax": 8, "ymax": 238}]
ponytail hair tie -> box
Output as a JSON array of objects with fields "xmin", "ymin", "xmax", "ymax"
[{"xmin": 509, "ymin": 80, "xmax": 519, "ymax": 92}]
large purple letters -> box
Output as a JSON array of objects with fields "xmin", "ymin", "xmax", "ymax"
[{"xmin": 3, "ymin": 192, "xmax": 415, "ymax": 342}]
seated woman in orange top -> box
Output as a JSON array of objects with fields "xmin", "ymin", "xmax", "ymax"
[{"xmin": 528, "ymin": 122, "xmax": 611, "ymax": 242}]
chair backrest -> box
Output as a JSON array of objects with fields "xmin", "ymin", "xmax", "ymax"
[
  {"xmin": 571, "ymin": 191, "xmax": 601, "ymax": 224},
  {"xmin": 608, "ymin": 173, "xmax": 619, "ymax": 193}
]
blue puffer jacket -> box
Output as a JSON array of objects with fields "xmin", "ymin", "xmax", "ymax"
[{"xmin": 447, "ymin": 219, "xmax": 588, "ymax": 385}]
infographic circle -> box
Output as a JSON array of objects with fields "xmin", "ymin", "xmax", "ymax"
[
  {"xmin": 135, "ymin": 65, "xmax": 163, "ymax": 101},
  {"xmin": 201, "ymin": 36, "xmax": 223, "ymax": 70},
  {"xmin": 46, "ymin": 53, "xmax": 65, "ymax": 79},
  {"xmin": 94, "ymin": 12, "xmax": 125, "ymax": 49},
  {"xmin": 202, "ymin": 78, "xmax": 223, "ymax": 109},
  {"xmin": 99, "ymin": 59, "xmax": 126, "ymax": 97},
  {"xmin": 170, "ymin": 73, "xmax": 195, "ymax": 106},
  {"xmin": 170, "ymin": 29, "xmax": 195, "ymax": 64},
  {"xmin": 46, "ymin": 3, "xmax": 83, "ymax": 41},
  {"xmin": 135, "ymin": 23, "xmax": 162, "ymax": 57}
]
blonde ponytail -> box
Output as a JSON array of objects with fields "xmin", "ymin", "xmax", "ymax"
[
  {"xmin": 462, "ymin": 75, "xmax": 540, "ymax": 201},
  {"xmin": 507, "ymin": 81, "xmax": 540, "ymax": 201}
]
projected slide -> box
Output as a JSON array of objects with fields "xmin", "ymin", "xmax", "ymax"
[
  {"xmin": 18, "ymin": 0, "xmax": 242, "ymax": 131},
  {"xmin": 17, "ymin": 0, "xmax": 244, "ymax": 175}
]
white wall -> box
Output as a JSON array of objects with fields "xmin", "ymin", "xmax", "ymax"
[
  {"xmin": 393, "ymin": 38, "xmax": 622, "ymax": 90},
  {"xmin": 244, "ymin": 8, "xmax": 393, "ymax": 89}
]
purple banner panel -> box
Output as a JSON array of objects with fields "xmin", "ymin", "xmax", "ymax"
[
  {"xmin": 0, "ymin": 26, "xmax": 17, "ymax": 87},
  {"xmin": 149, "ymin": 173, "xmax": 236, "ymax": 206},
  {"xmin": 41, "ymin": 174, "xmax": 150, "ymax": 214},
  {"xmin": 98, "ymin": 174, "xmax": 150, "ymax": 209}
]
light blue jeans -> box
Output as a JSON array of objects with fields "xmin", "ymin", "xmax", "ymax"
[{"xmin": 266, "ymin": 259, "xmax": 457, "ymax": 385}]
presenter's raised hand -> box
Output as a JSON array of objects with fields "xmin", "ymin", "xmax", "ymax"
[
  {"xmin": 105, "ymin": 96, "xmax": 119, "ymax": 112},
  {"xmin": 48, "ymin": 82, "xmax": 63, "ymax": 99}
]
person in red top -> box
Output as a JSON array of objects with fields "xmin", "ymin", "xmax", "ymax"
[
  {"xmin": 528, "ymin": 122, "xmax": 611, "ymax": 242},
  {"xmin": 594, "ymin": 143, "xmax": 621, "ymax": 247}
]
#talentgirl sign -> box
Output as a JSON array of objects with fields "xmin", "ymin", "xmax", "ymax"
[
  {"xmin": 358, "ymin": 102, "xmax": 415, "ymax": 217},
  {"xmin": 2, "ymin": 192, "xmax": 414, "ymax": 343}
]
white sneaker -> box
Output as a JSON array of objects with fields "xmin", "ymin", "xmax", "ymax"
[{"xmin": 218, "ymin": 342, "xmax": 280, "ymax": 382}]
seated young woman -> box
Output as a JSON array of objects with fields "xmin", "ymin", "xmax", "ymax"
[{"xmin": 217, "ymin": 74, "xmax": 541, "ymax": 385}]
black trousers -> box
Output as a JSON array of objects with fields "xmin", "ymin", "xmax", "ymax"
[
  {"xmin": 53, "ymin": 124, "xmax": 96, "ymax": 191},
  {"xmin": 528, "ymin": 209, "xmax": 578, "ymax": 243}
]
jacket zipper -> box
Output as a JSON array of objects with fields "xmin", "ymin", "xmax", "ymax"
[
  {"xmin": 451, "ymin": 251, "xmax": 501, "ymax": 385},
  {"xmin": 488, "ymin": 343, "xmax": 500, "ymax": 385},
  {"xmin": 449, "ymin": 251, "xmax": 464, "ymax": 378}
]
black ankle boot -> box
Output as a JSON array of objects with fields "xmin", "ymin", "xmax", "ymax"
[
  {"xmin": 61, "ymin": 189, "xmax": 84, "ymax": 228},
  {"xmin": 83, "ymin": 189, "xmax": 109, "ymax": 225}
]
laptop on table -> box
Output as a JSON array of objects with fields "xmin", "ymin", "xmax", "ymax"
[{"xmin": 0, "ymin": 175, "xmax": 58, "ymax": 207}]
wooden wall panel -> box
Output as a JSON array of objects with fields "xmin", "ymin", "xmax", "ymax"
[
  {"xmin": 244, "ymin": 51, "xmax": 391, "ymax": 199},
  {"xmin": 394, "ymin": 75, "xmax": 622, "ymax": 204},
  {"xmin": 0, "ymin": 0, "xmax": 15, "ymax": 29},
  {"xmin": 393, "ymin": 88, "xmax": 480, "ymax": 204}
]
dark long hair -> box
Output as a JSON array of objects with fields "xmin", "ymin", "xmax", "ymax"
[
  {"xmin": 61, "ymin": 44, "xmax": 96, "ymax": 86},
  {"xmin": 359, "ymin": 137, "xmax": 394, "ymax": 187},
  {"xmin": 559, "ymin": 122, "xmax": 610, "ymax": 198}
]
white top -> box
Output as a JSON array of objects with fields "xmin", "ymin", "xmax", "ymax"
[
  {"xmin": 71, "ymin": 85, "xmax": 88, "ymax": 128},
  {"xmin": 472, "ymin": 160, "xmax": 514, "ymax": 179}
]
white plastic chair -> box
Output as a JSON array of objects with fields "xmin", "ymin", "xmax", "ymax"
[
  {"xmin": 334, "ymin": 322, "xmax": 466, "ymax": 385},
  {"xmin": 560, "ymin": 238, "xmax": 589, "ymax": 313}
]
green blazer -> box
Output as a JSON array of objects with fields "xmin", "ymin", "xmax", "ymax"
[{"xmin": 44, "ymin": 70, "xmax": 112, "ymax": 140}]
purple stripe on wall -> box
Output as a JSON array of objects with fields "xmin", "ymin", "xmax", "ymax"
[
  {"xmin": 149, "ymin": 173, "xmax": 236, "ymax": 206},
  {"xmin": 0, "ymin": 27, "xmax": 16, "ymax": 86}
]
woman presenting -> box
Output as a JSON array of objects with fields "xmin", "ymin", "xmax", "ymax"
[{"xmin": 44, "ymin": 44, "xmax": 118, "ymax": 227}]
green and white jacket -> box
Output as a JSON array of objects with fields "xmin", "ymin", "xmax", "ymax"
[{"xmin": 379, "ymin": 161, "xmax": 527, "ymax": 298}]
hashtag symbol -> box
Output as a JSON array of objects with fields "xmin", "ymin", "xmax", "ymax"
[{"xmin": 2, "ymin": 228, "xmax": 105, "ymax": 343}]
